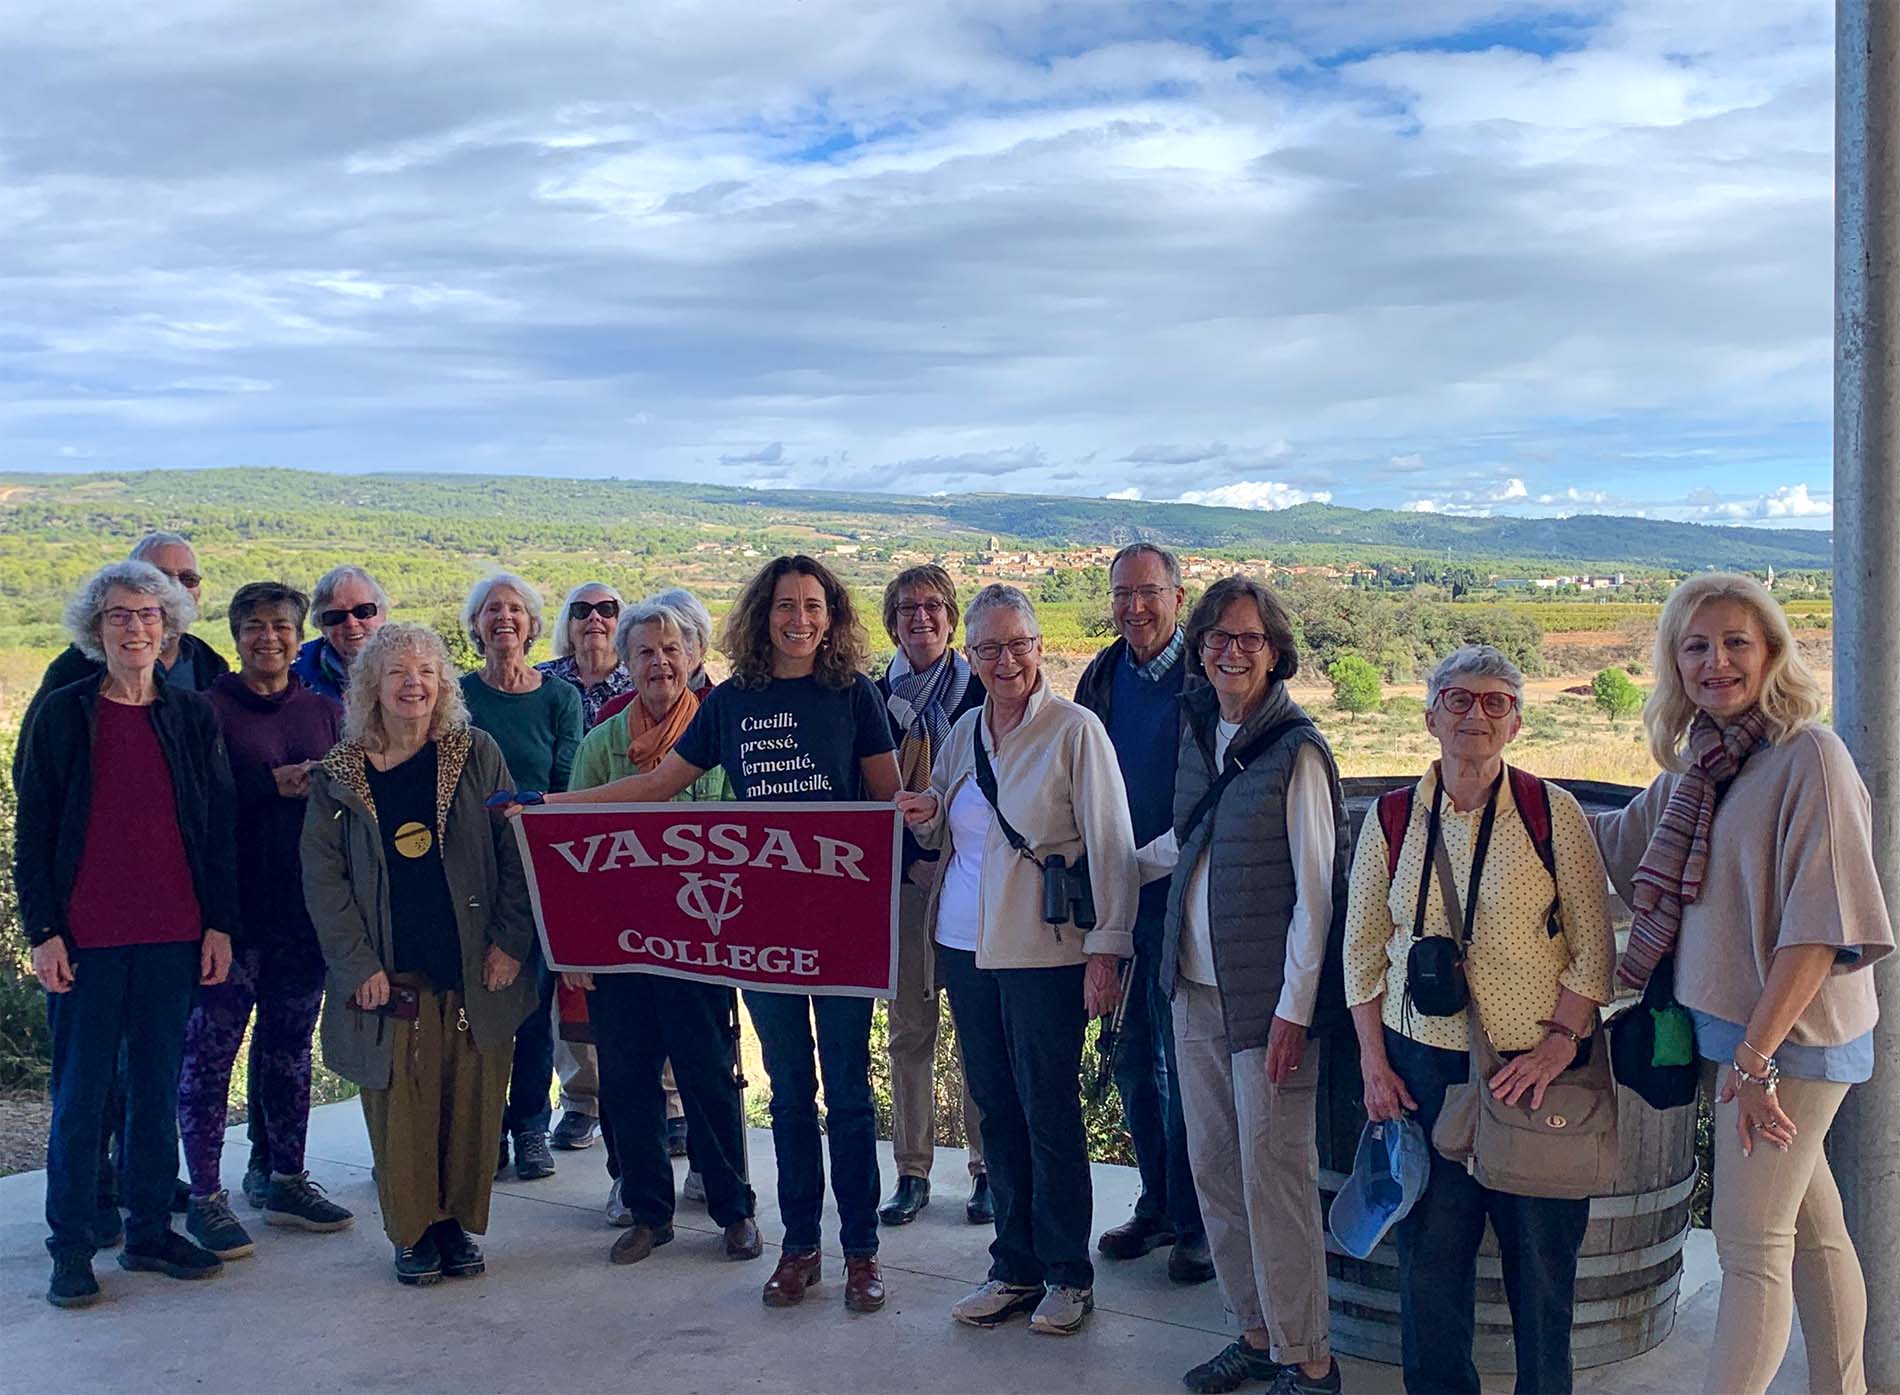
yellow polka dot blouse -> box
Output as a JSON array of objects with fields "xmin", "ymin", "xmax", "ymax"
[{"xmin": 1343, "ymin": 764, "xmax": 1616, "ymax": 1053}]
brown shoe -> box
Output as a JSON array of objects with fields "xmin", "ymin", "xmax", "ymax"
[
  {"xmin": 844, "ymin": 1255, "xmax": 886, "ymax": 1313},
  {"xmin": 723, "ymin": 1218, "xmax": 764, "ymax": 1261},
  {"xmin": 761, "ymin": 1247, "xmax": 822, "ymax": 1306},
  {"xmin": 609, "ymin": 1223, "xmax": 673, "ymax": 1266}
]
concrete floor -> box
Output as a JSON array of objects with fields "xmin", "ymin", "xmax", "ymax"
[{"xmin": 0, "ymin": 1102, "xmax": 1819, "ymax": 1394}]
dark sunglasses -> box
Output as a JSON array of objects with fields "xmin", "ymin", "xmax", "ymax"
[
  {"xmin": 568, "ymin": 599, "xmax": 621, "ymax": 622},
  {"xmin": 161, "ymin": 569, "xmax": 202, "ymax": 589},
  {"xmin": 318, "ymin": 602, "xmax": 380, "ymax": 627}
]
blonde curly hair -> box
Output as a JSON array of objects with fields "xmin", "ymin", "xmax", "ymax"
[
  {"xmin": 1643, "ymin": 572, "xmax": 1825, "ymax": 771},
  {"xmin": 343, "ymin": 623, "xmax": 470, "ymax": 753}
]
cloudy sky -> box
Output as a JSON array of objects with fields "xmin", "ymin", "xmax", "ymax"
[{"xmin": 1, "ymin": 1, "xmax": 1839, "ymax": 526}]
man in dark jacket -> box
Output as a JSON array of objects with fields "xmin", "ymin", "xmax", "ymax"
[
  {"xmin": 1072, "ymin": 543, "xmax": 1211, "ymax": 1284},
  {"xmin": 873, "ymin": 566, "xmax": 991, "ymax": 1227}
]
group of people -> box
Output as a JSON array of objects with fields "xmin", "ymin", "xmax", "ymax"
[{"xmin": 13, "ymin": 534, "xmax": 1891, "ymax": 1395}]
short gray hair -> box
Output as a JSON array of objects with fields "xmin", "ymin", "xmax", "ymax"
[
  {"xmin": 461, "ymin": 571, "xmax": 545, "ymax": 657},
  {"xmin": 964, "ymin": 584, "xmax": 1039, "ymax": 638},
  {"xmin": 64, "ymin": 560, "xmax": 194, "ymax": 663},
  {"xmin": 1426, "ymin": 644, "xmax": 1525, "ymax": 710},
  {"xmin": 551, "ymin": 580, "xmax": 625, "ymax": 660},
  {"xmin": 615, "ymin": 598, "xmax": 699, "ymax": 670},
  {"xmin": 1110, "ymin": 542, "xmax": 1181, "ymax": 588},
  {"xmin": 128, "ymin": 532, "xmax": 194, "ymax": 564},
  {"xmin": 312, "ymin": 564, "xmax": 391, "ymax": 615},
  {"xmin": 650, "ymin": 587, "xmax": 714, "ymax": 657}
]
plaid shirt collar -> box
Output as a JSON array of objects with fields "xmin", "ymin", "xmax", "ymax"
[{"xmin": 1128, "ymin": 625, "xmax": 1186, "ymax": 682}]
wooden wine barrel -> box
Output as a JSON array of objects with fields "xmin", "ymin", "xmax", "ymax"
[{"xmin": 1322, "ymin": 776, "xmax": 1696, "ymax": 1373}]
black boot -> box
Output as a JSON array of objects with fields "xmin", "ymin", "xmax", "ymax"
[{"xmin": 878, "ymin": 1175, "xmax": 930, "ymax": 1225}]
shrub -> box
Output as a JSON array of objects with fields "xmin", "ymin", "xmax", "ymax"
[
  {"xmin": 1328, "ymin": 653, "xmax": 1383, "ymax": 720},
  {"xmin": 1592, "ymin": 666, "xmax": 1644, "ymax": 724}
]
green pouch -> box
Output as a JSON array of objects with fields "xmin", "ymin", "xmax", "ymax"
[{"xmin": 1649, "ymin": 1004, "xmax": 1696, "ymax": 1068}]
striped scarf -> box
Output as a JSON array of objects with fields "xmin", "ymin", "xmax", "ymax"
[
  {"xmin": 1619, "ymin": 705, "xmax": 1773, "ymax": 988},
  {"xmin": 886, "ymin": 649, "xmax": 971, "ymax": 792}
]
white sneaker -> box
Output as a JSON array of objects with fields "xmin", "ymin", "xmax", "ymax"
[
  {"xmin": 604, "ymin": 1178, "xmax": 633, "ymax": 1227},
  {"xmin": 950, "ymin": 1279, "xmax": 1046, "ymax": 1328},
  {"xmin": 1028, "ymin": 1284, "xmax": 1094, "ymax": 1336},
  {"xmin": 682, "ymin": 1170, "xmax": 706, "ymax": 1205}
]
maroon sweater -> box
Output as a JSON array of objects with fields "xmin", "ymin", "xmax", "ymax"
[{"xmin": 65, "ymin": 700, "xmax": 202, "ymax": 948}]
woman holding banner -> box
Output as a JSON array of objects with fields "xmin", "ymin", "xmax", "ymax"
[
  {"xmin": 541, "ymin": 555, "xmax": 901, "ymax": 1315},
  {"xmin": 302, "ymin": 623, "xmax": 538, "ymax": 1287},
  {"xmin": 562, "ymin": 596, "xmax": 762, "ymax": 1267},
  {"xmin": 895, "ymin": 584, "xmax": 1138, "ymax": 1338}
]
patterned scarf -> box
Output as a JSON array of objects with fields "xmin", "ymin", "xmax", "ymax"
[
  {"xmin": 885, "ymin": 649, "xmax": 972, "ymax": 792},
  {"xmin": 626, "ymin": 686, "xmax": 700, "ymax": 773},
  {"xmin": 1619, "ymin": 705, "xmax": 1774, "ymax": 988}
]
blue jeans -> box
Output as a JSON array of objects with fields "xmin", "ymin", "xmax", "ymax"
[
  {"xmin": 1115, "ymin": 929, "xmax": 1204, "ymax": 1238},
  {"xmin": 942, "ymin": 948, "xmax": 1094, "ymax": 1290},
  {"xmin": 1385, "ymin": 1029, "xmax": 1589, "ymax": 1395},
  {"xmin": 743, "ymin": 990, "xmax": 879, "ymax": 1256},
  {"xmin": 45, "ymin": 941, "xmax": 200, "ymax": 1257},
  {"xmin": 503, "ymin": 962, "xmax": 556, "ymax": 1139}
]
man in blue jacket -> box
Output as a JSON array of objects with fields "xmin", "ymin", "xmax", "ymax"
[{"xmin": 1073, "ymin": 544, "xmax": 1212, "ymax": 1284}]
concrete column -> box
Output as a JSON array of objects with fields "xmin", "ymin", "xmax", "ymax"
[{"xmin": 1833, "ymin": 3, "xmax": 1900, "ymax": 1391}]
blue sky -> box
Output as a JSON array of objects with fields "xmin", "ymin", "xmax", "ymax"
[{"xmin": 0, "ymin": 0, "xmax": 1837, "ymax": 527}]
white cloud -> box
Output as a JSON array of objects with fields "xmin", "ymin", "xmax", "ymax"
[
  {"xmin": 1673, "ymin": 481, "xmax": 1833, "ymax": 525},
  {"xmin": 0, "ymin": 1, "xmax": 1838, "ymax": 520},
  {"xmin": 1403, "ymin": 499, "xmax": 1438, "ymax": 513},
  {"xmin": 1105, "ymin": 486, "xmax": 1142, "ymax": 500},
  {"xmin": 1173, "ymin": 479, "xmax": 1331, "ymax": 512}
]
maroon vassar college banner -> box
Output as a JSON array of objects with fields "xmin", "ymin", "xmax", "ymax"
[{"xmin": 512, "ymin": 802, "xmax": 901, "ymax": 998}]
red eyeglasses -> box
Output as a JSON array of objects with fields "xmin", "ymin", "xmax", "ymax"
[{"xmin": 1435, "ymin": 686, "xmax": 1519, "ymax": 718}]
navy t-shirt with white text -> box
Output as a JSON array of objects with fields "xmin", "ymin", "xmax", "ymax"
[{"xmin": 675, "ymin": 673, "xmax": 894, "ymax": 802}]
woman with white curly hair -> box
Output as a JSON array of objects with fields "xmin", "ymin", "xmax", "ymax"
[
  {"xmin": 302, "ymin": 623, "xmax": 538, "ymax": 1287},
  {"xmin": 15, "ymin": 559, "xmax": 239, "ymax": 1308}
]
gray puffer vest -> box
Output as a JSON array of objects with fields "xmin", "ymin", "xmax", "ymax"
[{"xmin": 1160, "ymin": 683, "xmax": 1351, "ymax": 1053}]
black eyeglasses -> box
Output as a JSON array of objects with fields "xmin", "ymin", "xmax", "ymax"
[
  {"xmin": 970, "ymin": 636, "xmax": 1039, "ymax": 662},
  {"xmin": 568, "ymin": 599, "xmax": 620, "ymax": 621},
  {"xmin": 895, "ymin": 600, "xmax": 949, "ymax": 619},
  {"xmin": 161, "ymin": 569, "xmax": 202, "ymax": 589},
  {"xmin": 1199, "ymin": 628, "xmax": 1269, "ymax": 655},
  {"xmin": 1435, "ymin": 686, "xmax": 1519, "ymax": 718},
  {"xmin": 319, "ymin": 602, "xmax": 380, "ymax": 627}
]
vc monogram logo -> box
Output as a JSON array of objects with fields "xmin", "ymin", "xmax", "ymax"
[{"xmin": 676, "ymin": 872, "xmax": 743, "ymax": 936}]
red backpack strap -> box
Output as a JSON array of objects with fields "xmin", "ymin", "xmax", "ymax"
[
  {"xmin": 1508, "ymin": 766, "xmax": 1556, "ymax": 877},
  {"xmin": 1377, "ymin": 785, "xmax": 1414, "ymax": 880}
]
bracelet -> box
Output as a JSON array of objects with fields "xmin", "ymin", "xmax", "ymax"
[
  {"xmin": 1731, "ymin": 1058, "xmax": 1780, "ymax": 1093},
  {"xmin": 1537, "ymin": 1019, "xmax": 1583, "ymax": 1044},
  {"xmin": 1739, "ymin": 1039, "xmax": 1774, "ymax": 1069}
]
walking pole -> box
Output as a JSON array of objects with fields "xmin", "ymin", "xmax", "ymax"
[
  {"xmin": 727, "ymin": 987, "xmax": 751, "ymax": 1184},
  {"xmin": 1084, "ymin": 953, "xmax": 1137, "ymax": 1107}
]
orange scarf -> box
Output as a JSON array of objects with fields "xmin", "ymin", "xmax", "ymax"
[{"xmin": 627, "ymin": 686, "xmax": 700, "ymax": 773}]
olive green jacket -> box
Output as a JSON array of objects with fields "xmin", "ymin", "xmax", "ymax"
[{"xmin": 301, "ymin": 724, "xmax": 538, "ymax": 1089}]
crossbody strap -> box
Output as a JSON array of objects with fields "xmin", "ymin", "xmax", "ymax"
[
  {"xmin": 1176, "ymin": 716, "xmax": 1313, "ymax": 846},
  {"xmin": 972, "ymin": 732, "xmax": 1042, "ymax": 869}
]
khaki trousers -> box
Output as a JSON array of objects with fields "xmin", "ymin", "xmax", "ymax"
[
  {"xmin": 359, "ymin": 981, "xmax": 511, "ymax": 1248},
  {"xmin": 554, "ymin": 1037, "xmax": 598, "ymax": 1115},
  {"xmin": 1171, "ymin": 978, "xmax": 1331, "ymax": 1366},
  {"xmin": 1705, "ymin": 1069, "xmax": 1867, "ymax": 1395},
  {"xmin": 889, "ymin": 878, "xmax": 984, "ymax": 1178}
]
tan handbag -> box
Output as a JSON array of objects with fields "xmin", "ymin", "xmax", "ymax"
[{"xmin": 1425, "ymin": 840, "xmax": 1617, "ymax": 1200}]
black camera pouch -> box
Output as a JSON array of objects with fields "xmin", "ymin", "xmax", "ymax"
[{"xmin": 1405, "ymin": 935, "xmax": 1469, "ymax": 1017}]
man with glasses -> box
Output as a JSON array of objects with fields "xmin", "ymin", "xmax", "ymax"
[
  {"xmin": 291, "ymin": 565, "xmax": 390, "ymax": 702},
  {"xmin": 1073, "ymin": 543, "xmax": 1213, "ymax": 1285},
  {"xmin": 874, "ymin": 566, "xmax": 990, "ymax": 1227}
]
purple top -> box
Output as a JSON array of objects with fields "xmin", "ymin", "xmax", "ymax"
[{"xmin": 206, "ymin": 673, "xmax": 342, "ymax": 945}]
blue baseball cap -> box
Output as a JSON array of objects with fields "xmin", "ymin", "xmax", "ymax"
[{"xmin": 1329, "ymin": 1117, "xmax": 1430, "ymax": 1260}]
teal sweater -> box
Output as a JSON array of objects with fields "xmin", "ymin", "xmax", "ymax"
[{"xmin": 459, "ymin": 672, "xmax": 583, "ymax": 793}]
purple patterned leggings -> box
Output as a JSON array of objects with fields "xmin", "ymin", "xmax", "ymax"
[{"xmin": 177, "ymin": 937, "xmax": 327, "ymax": 1196}]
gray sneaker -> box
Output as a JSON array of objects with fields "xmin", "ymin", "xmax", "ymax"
[
  {"xmin": 604, "ymin": 1178, "xmax": 633, "ymax": 1227},
  {"xmin": 951, "ymin": 1279, "xmax": 1046, "ymax": 1328},
  {"xmin": 185, "ymin": 1191, "xmax": 255, "ymax": 1260},
  {"xmin": 682, "ymin": 1170, "xmax": 707, "ymax": 1205},
  {"xmin": 1028, "ymin": 1284, "xmax": 1094, "ymax": 1336},
  {"xmin": 263, "ymin": 1172, "xmax": 354, "ymax": 1232}
]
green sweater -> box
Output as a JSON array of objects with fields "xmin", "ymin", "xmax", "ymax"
[
  {"xmin": 459, "ymin": 672, "xmax": 583, "ymax": 794},
  {"xmin": 571, "ymin": 705, "xmax": 732, "ymax": 802}
]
